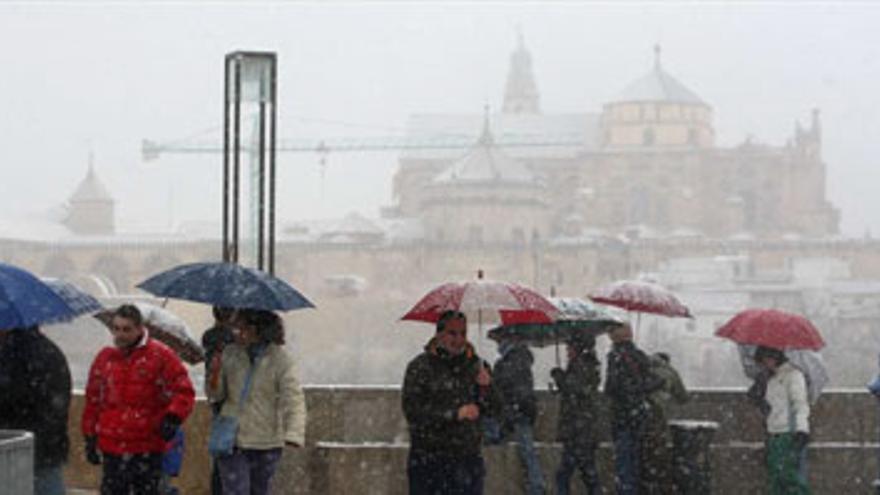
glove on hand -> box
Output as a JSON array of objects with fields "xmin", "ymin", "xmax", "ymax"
[
  {"xmin": 550, "ymin": 367, "xmax": 564, "ymax": 384},
  {"xmin": 159, "ymin": 414, "xmax": 182, "ymax": 442},
  {"xmin": 84, "ymin": 435, "xmax": 101, "ymax": 465},
  {"xmin": 793, "ymin": 431, "xmax": 810, "ymax": 451}
]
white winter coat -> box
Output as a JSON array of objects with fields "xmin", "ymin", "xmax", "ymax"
[{"xmin": 765, "ymin": 362, "xmax": 810, "ymax": 434}]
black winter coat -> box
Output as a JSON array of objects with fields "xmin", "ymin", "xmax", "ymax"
[
  {"xmin": 604, "ymin": 341, "xmax": 662, "ymax": 432},
  {"xmin": 0, "ymin": 329, "xmax": 71, "ymax": 468},
  {"xmin": 553, "ymin": 350, "xmax": 601, "ymax": 443},
  {"xmin": 493, "ymin": 344, "xmax": 538, "ymax": 431},
  {"xmin": 402, "ymin": 338, "xmax": 501, "ymax": 457}
]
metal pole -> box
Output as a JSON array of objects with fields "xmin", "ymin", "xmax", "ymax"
[
  {"xmin": 258, "ymin": 100, "xmax": 266, "ymax": 271},
  {"xmin": 222, "ymin": 55, "xmax": 231, "ymax": 262},
  {"xmin": 268, "ymin": 56, "xmax": 277, "ymax": 275},
  {"xmin": 232, "ymin": 57, "xmax": 241, "ymax": 263}
]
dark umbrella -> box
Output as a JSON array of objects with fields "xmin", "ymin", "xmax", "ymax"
[
  {"xmin": 42, "ymin": 278, "xmax": 103, "ymax": 318},
  {"xmin": 0, "ymin": 263, "xmax": 78, "ymax": 330},
  {"xmin": 488, "ymin": 296, "xmax": 622, "ymax": 365},
  {"xmin": 136, "ymin": 262, "xmax": 315, "ymax": 311}
]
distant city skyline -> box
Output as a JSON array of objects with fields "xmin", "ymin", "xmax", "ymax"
[{"xmin": 1, "ymin": 3, "xmax": 879, "ymax": 236}]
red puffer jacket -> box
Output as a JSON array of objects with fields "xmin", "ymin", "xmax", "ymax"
[{"xmin": 82, "ymin": 338, "xmax": 195, "ymax": 455}]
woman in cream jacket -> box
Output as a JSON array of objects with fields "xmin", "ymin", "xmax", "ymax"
[{"xmin": 208, "ymin": 309, "xmax": 306, "ymax": 495}]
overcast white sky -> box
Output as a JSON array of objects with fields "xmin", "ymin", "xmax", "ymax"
[{"xmin": 1, "ymin": 2, "xmax": 879, "ymax": 236}]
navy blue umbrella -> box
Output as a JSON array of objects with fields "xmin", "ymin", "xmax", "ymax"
[
  {"xmin": 136, "ymin": 262, "xmax": 315, "ymax": 312},
  {"xmin": 0, "ymin": 263, "xmax": 79, "ymax": 330},
  {"xmin": 42, "ymin": 278, "xmax": 103, "ymax": 317}
]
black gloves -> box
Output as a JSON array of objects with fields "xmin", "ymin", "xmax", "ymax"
[
  {"xmin": 84, "ymin": 435, "xmax": 101, "ymax": 465},
  {"xmin": 159, "ymin": 414, "xmax": 182, "ymax": 442},
  {"xmin": 550, "ymin": 367, "xmax": 564, "ymax": 384},
  {"xmin": 793, "ymin": 431, "xmax": 810, "ymax": 451}
]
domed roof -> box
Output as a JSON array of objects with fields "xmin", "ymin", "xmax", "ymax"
[
  {"xmin": 432, "ymin": 112, "xmax": 538, "ymax": 186},
  {"xmin": 69, "ymin": 164, "xmax": 113, "ymax": 203},
  {"xmin": 612, "ymin": 46, "xmax": 705, "ymax": 105}
]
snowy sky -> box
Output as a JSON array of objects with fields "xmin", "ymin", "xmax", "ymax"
[{"xmin": 1, "ymin": 2, "xmax": 879, "ymax": 236}]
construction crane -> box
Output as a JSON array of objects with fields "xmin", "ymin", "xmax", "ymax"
[{"xmin": 141, "ymin": 132, "xmax": 586, "ymax": 161}]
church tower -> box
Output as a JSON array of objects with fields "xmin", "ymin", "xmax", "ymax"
[
  {"xmin": 502, "ymin": 31, "xmax": 541, "ymax": 114},
  {"xmin": 64, "ymin": 153, "xmax": 115, "ymax": 235}
]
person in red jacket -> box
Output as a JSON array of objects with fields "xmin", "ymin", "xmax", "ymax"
[{"xmin": 82, "ymin": 304, "xmax": 195, "ymax": 495}]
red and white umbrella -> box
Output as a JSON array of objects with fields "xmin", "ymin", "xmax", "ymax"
[
  {"xmin": 715, "ymin": 308, "xmax": 825, "ymax": 351},
  {"xmin": 402, "ymin": 277, "xmax": 557, "ymax": 325},
  {"xmin": 589, "ymin": 280, "xmax": 691, "ymax": 318}
]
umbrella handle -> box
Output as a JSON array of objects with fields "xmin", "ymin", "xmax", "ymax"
[
  {"xmin": 554, "ymin": 334, "xmax": 560, "ymax": 367},
  {"xmin": 161, "ymin": 298, "xmax": 169, "ymax": 309}
]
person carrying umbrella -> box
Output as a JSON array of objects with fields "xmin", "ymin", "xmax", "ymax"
[
  {"xmin": 753, "ymin": 346, "xmax": 812, "ymax": 495},
  {"xmin": 551, "ymin": 331, "xmax": 603, "ymax": 495},
  {"xmin": 402, "ymin": 310, "xmax": 502, "ymax": 494},
  {"xmin": 0, "ymin": 326, "xmax": 72, "ymax": 495},
  {"xmin": 491, "ymin": 335, "xmax": 545, "ymax": 495},
  {"xmin": 81, "ymin": 304, "xmax": 196, "ymax": 494},
  {"xmin": 206, "ymin": 308, "xmax": 306, "ymax": 495}
]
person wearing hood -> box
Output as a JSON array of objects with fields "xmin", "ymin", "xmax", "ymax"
[
  {"xmin": 402, "ymin": 310, "xmax": 502, "ymax": 494},
  {"xmin": 493, "ymin": 336, "xmax": 544, "ymax": 495},
  {"xmin": 82, "ymin": 304, "xmax": 195, "ymax": 495},
  {"xmin": 207, "ymin": 308, "xmax": 306, "ymax": 495},
  {"xmin": 641, "ymin": 352, "xmax": 689, "ymax": 494},
  {"xmin": 551, "ymin": 331, "xmax": 603, "ymax": 495},
  {"xmin": 753, "ymin": 345, "xmax": 811, "ymax": 494},
  {"xmin": 0, "ymin": 326, "xmax": 71, "ymax": 495}
]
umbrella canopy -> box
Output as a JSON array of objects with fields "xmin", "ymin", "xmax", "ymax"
[
  {"xmin": 42, "ymin": 278, "xmax": 103, "ymax": 318},
  {"xmin": 137, "ymin": 262, "xmax": 315, "ymax": 312},
  {"xmin": 590, "ymin": 279, "xmax": 691, "ymax": 318},
  {"xmin": 715, "ymin": 308, "xmax": 825, "ymax": 351},
  {"xmin": 488, "ymin": 297, "xmax": 623, "ymax": 347},
  {"xmin": 737, "ymin": 344, "xmax": 828, "ymax": 404},
  {"xmin": 401, "ymin": 279, "xmax": 557, "ymax": 324},
  {"xmin": 0, "ymin": 262, "xmax": 78, "ymax": 330},
  {"xmin": 96, "ymin": 302, "xmax": 205, "ymax": 364}
]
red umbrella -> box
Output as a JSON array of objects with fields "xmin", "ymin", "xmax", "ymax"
[
  {"xmin": 589, "ymin": 280, "xmax": 691, "ymax": 318},
  {"xmin": 715, "ymin": 308, "xmax": 825, "ymax": 351},
  {"xmin": 402, "ymin": 277, "xmax": 557, "ymax": 324}
]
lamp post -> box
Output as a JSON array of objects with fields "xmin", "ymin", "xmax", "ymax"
[{"xmin": 223, "ymin": 51, "xmax": 277, "ymax": 274}]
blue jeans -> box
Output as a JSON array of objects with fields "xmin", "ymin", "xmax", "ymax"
[
  {"xmin": 556, "ymin": 440, "xmax": 602, "ymax": 495},
  {"xmin": 216, "ymin": 447, "xmax": 282, "ymax": 495},
  {"xmin": 511, "ymin": 420, "xmax": 546, "ymax": 495},
  {"xmin": 407, "ymin": 451, "xmax": 485, "ymax": 495},
  {"xmin": 34, "ymin": 464, "xmax": 65, "ymax": 495},
  {"xmin": 613, "ymin": 428, "xmax": 642, "ymax": 495}
]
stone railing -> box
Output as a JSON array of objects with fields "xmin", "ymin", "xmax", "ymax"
[{"xmin": 63, "ymin": 387, "xmax": 880, "ymax": 494}]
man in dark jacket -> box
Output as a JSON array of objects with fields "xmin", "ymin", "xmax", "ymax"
[
  {"xmin": 402, "ymin": 310, "xmax": 502, "ymax": 495},
  {"xmin": 604, "ymin": 323, "xmax": 663, "ymax": 495},
  {"xmin": 493, "ymin": 337, "xmax": 544, "ymax": 495},
  {"xmin": 0, "ymin": 326, "xmax": 71, "ymax": 495},
  {"xmin": 551, "ymin": 331, "xmax": 603, "ymax": 495}
]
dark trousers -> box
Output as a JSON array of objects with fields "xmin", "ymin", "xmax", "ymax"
[
  {"xmin": 101, "ymin": 453, "xmax": 163, "ymax": 495},
  {"xmin": 556, "ymin": 439, "xmax": 602, "ymax": 495},
  {"xmin": 216, "ymin": 447, "xmax": 282, "ymax": 495},
  {"xmin": 407, "ymin": 451, "xmax": 485, "ymax": 495},
  {"xmin": 613, "ymin": 427, "xmax": 644, "ymax": 495}
]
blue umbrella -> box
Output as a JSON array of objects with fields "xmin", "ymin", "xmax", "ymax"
[
  {"xmin": 42, "ymin": 278, "xmax": 103, "ymax": 317},
  {"xmin": 0, "ymin": 263, "xmax": 78, "ymax": 330},
  {"xmin": 136, "ymin": 261, "xmax": 315, "ymax": 311}
]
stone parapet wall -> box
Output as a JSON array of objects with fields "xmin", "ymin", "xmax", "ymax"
[{"xmin": 63, "ymin": 387, "xmax": 880, "ymax": 493}]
